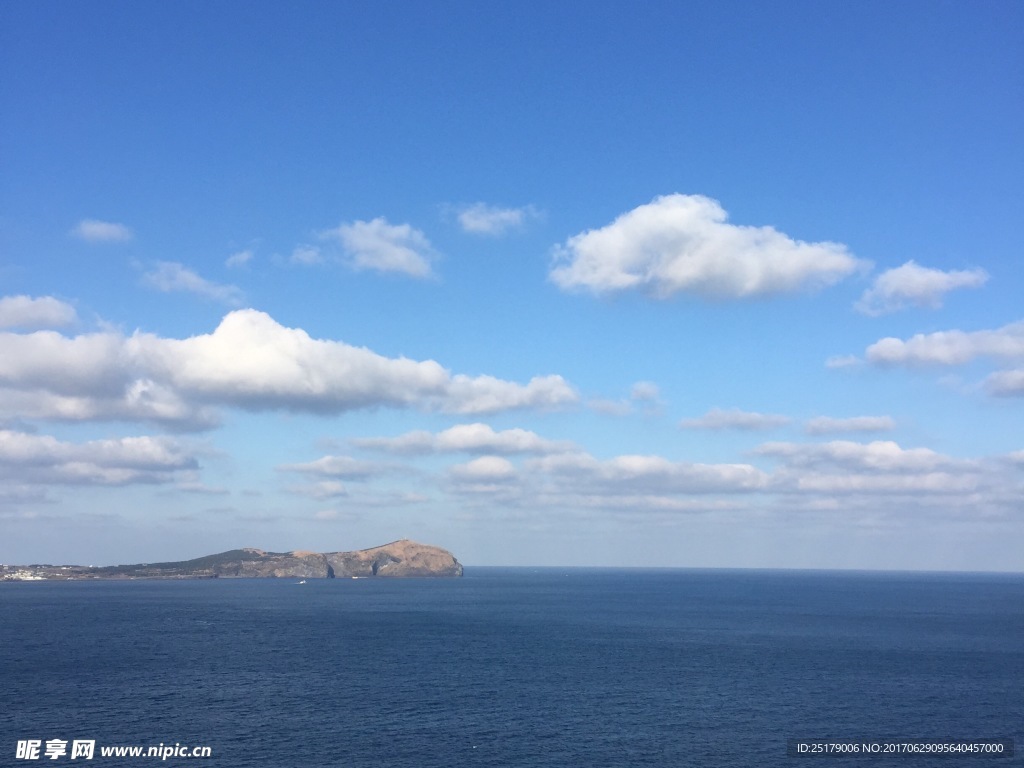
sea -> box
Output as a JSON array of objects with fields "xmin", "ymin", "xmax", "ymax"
[{"xmin": 1, "ymin": 568, "xmax": 1022, "ymax": 767}]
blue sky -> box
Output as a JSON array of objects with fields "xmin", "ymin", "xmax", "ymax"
[{"xmin": 1, "ymin": 1, "xmax": 1022, "ymax": 570}]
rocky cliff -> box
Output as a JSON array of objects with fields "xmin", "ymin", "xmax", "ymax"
[{"xmin": 1, "ymin": 539, "xmax": 463, "ymax": 580}]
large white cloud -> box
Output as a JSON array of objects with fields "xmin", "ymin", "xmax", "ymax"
[
  {"xmin": 70, "ymin": 219, "xmax": 133, "ymax": 243},
  {"xmin": 0, "ymin": 296, "xmax": 77, "ymax": 330},
  {"xmin": 0, "ymin": 309, "xmax": 577, "ymax": 427},
  {"xmin": 352, "ymin": 423, "xmax": 575, "ymax": 455},
  {"xmin": 866, "ymin": 320, "xmax": 1024, "ymax": 366},
  {"xmin": 549, "ymin": 194, "xmax": 866, "ymax": 299},
  {"xmin": 323, "ymin": 217, "xmax": 437, "ymax": 278},
  {"xmin": 855, "ymin": 260, "xmax": 988, "ymax": 316},
  {"xmin": 680, "ymin": 407, "xmax": 790, "ymax": 431},
  {"xmin": 0, "ymin": 429, "xmax": 196, "ymax": 486}
]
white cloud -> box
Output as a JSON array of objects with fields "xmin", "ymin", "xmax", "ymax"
[
  {"xmin": 755, "ymin": 440, "xmax": 973, "ymax": 473},
  {"xmin": 0, "ymin": 429, "xmax": 196, "ymax": 486},
  {"xmin": 825, "ymin": 354, "xmax": 862, "ymax": 369},
  {"xmin": 586, "ymin": 381, "xmax": 663, "ymax": 416},
  {"xmin": 866, "ymin": 321, "xmax": 1024, "ymax": 366},
  {"xmin": 549, "ymin": 194, "xmax": 866, "ymax": 299},
  {"xmin": 630, "ymin": 381, "xmax": 661, "ymax": 402},
  {"xmin": 287, "ymin": 480, "xmax": 349, "ymax": 500},
  {"xmin": 427, "ymin": 438, "xmax": 1018, "ymax": 522},
  {"xmin": 290, "ymin": 245, "xmax": 322, "ymax": 265},
  {"xmin": 780, "ymin": 472, "xmax": 983, "ymax": 494},
  {"xmin": 71, "ymin": 219, "xmax": 133, "ymax": 243},
  {"xmin": 756, "ymin": 440, "xmax": 989, "ymax": 498},
  {"xmin": 449, "ymin": 456, "xmax": 517, "ymax": 482},
  {"xmin": 0, "ymin": 382, "xmax": 220, "ymax": 431},
  {"xmin": 680, "ymin": 407, "xmax": 790, "ymax": 431},
  {"xmin": 443, "ymin": 373, "xmax": 577, "ymax": 414},
  {"xmin": 528, "ymin": 452, "xmax": 769, "ymax": 494},
  {"xmin": 0, "ymin": 296, "xmax": 76, "ymax": 329},
  {"xmin": 985, "ymin": 369, "xmax": 1024, "ymax": 397},
  {"xmin": 142, "ymin": 262, "xmax": 244, "ymax": 306},
  {"xmin": 804, "ymin": 416, "xmax": 895, "ymax": 435},
  {"xmin": 353, "ymin": 423, "xmax": 575, "ymax": 455},
  {"xmin": 323, "ymin": 217, "xmax": 437, "ymax": 278},
  {"xmin": 456, "ymin": 203, "xmax": 539, "ymax": 236},
  {"xmin": 225, "ymin": 249, "xmax": 254, "ymax": 268},
  {"xmin": 0, "ymin": 309, "xmax": 577, "ymax": 427},
  {"xmin": 278, "ymin": 455, "xmax": 381, "ymax": 479},
  {"xmin": 855, "ymin": 261, "xmax": 988, "ymax": 316},
  {"xmin": 586, "ymin": 398, "xmax": 634, "ymax": 416}
]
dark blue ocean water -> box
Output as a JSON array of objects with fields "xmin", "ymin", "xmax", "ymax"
[{"xmin": 1, "ymin": 568, "xmax": 1022, "ymax": 767}]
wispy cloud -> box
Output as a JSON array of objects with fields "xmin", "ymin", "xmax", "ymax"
[
  {"xmin": 587, "ymin": 381, "xmax": 663, "ymax": 416},
  {"xmin": 71, "ymin": 219, "xmax": 133, "ymax": 243},
  {"xmin": 322, "ymin": 217, "xmax": 437, "ymax": 278},
  {"xmin": 680, "ymin": 407, "xmax": 790, "ymax": 431},
  {"xmin": 455, "ymin": 203, "xmax": 540, "ymax": 236},
  {"xmin": 855, "ymin": 260, "xmax": 988, "ymax": 316},
  {"xmin": 290, "ymin": 245, "xmax": 322, "ymax": 265},
  {"xmin": 353, "ymin": 423, "xmax": 575, "ymax": 455},
  {"xmin": 804, "ymin": 416, "xmax": 895, "ymax": 435},
  {"xmin": 225, "ymin": 249, "xmax": 254, "ymax": 268},
  {"xmin": 629, "ymin": 381, "xmax": 661, "ymax": 402},
  {"xmin": 985, "ymin": 369, "xmax": 1024, "ymax": 397},
  {"xmin": 287, "ymin": 480, "xmax": 349, "ymax": 500},
  {"xmin": 550, "ymin": 194, "xmax": 867, "ymax": 299},
  {"xmin": 278, "ymin": 455, "xmax": 382, "ymax": 479},
  {"xmin": 528, "ymin": 452, "xmax": 769, "ymax": 494},
  {"xmin": 825, "ymin": 354, "xmax": 862, "ymax": 369},
  {"xmin": 449, "ymin": 455, "xmax": 517, "ymax": 482},
  {"xmin": 142, "ymin": 262, "xmax": 244, "ymax": 305}
]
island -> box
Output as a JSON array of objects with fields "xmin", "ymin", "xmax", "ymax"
[{"xmin": 0, "ymin": 539, "xmax": 463, "ymax": 580}]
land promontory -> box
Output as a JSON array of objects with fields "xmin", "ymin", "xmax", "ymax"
[{"xmin": 1, "ymin": 539, "xmax": 463, "ymax": 580}]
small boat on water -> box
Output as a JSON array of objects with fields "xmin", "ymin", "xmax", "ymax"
[{"xmin": 297, "ymin": 579, "xmax": 306, "ymax": 584}]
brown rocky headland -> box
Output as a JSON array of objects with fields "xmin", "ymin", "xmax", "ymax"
[{"xmin": 0, "ymin": 539, "xmax": 463, "ymax": 580}]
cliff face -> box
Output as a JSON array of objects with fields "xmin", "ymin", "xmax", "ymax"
[
  {"xmin": 0, "ymin": 540, "xmax": 463, "ymax": 580},
  {"xmin": 324, "ymin": 539, "xmax": 464, "ymax": 578},
  {"xmin": 209, "ymin": 540, "xmax": 464, "ymax": 578}
]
